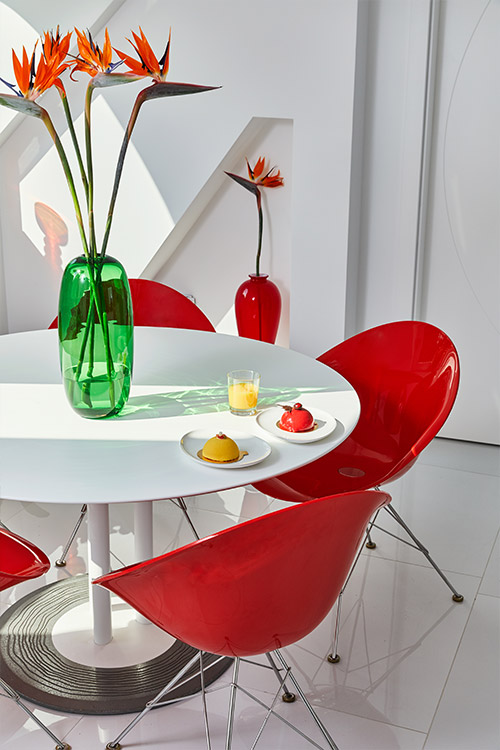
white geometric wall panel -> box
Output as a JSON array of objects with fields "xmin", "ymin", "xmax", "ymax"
[{"xmin": 421, "ymin": 0, "xmax": 499, "ymax": 444}]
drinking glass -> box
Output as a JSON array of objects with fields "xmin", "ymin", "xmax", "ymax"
[{"xmin": 227, "ymin": 370, "xmax": 260, "ymax": 416}]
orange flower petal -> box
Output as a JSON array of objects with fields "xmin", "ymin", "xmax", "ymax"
[
  {"xmin": 12, "ymin": 49, "xmax": 28, "ymax": 95},
  {"xmin": 113, "ymin": 48, "xmax": 147, "ymax": 77},
  {"xmin": 253, "ymin": 156, "xmax": 266, "ymax": 179},
  {"xmin": 102, "ymin": 28, "xmax": 112, "ymax": 70},
  {"xmin": 160, "ymin": 28, "xmax": 171, "ymax": 78},
  {"xmin": 115, "ymin": 28, "xmax": 171, "ymax": 82},
  {"xmin": 132, "ymin": 28, "xmax": 161, "ymax": 76}
]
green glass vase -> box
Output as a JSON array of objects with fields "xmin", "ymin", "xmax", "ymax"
[{"xmin": 58, "ymin": 255, "xmax": 134, "ymax": 418}]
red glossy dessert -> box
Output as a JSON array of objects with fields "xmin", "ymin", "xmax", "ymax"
[{"xmin": 278, "ymin": 403, "xmax": 315, "ymax": 433}]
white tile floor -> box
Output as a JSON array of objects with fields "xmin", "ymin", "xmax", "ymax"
[{"xmin": 1, "ymin": 437, "xmax": 499, "ymax": 750}]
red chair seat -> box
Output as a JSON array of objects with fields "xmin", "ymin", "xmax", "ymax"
[{"xmin": 0, "ymin": 529, "xmax": 50, "ymax": 592}]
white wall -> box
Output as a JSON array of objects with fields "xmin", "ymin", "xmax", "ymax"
[
  {"xmin": 350, "ymin": 0, "xmax": 433, "ymax": 332},
  {"xmin": 419, "ymin": 0, "xmax": 500, "ymax": 444}
]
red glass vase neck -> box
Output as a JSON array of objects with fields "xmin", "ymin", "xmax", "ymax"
[
  {"xmin": 249, "ymin": 273, "xmax": 268, "ymax": 282},
  {"xmin": 234, "ymin": 273, "xmax": 282, "ymax": 344}
]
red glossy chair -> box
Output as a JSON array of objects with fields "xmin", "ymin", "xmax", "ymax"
[
  {"xmin": 95, "ymin": 489, "xmax": 391, "ymax": 750},
  {"xmin": 252, "ymin": 321, "xmax": 463, "ymax": 660},
  {"xmin": 0, "ymin": 529, "xmax": 71, "ymax": 750},
  {"xmin": 52, "ymin": 278, "xmax": 214, "ymax": 567}
]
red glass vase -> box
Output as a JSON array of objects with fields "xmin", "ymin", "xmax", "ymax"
[{"xmin": 235, "ymin": 274, "xmax": 282, "ymax": 344}]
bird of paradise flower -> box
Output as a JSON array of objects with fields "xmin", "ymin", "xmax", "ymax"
[{"xmin": 225, "ymin": 157, "xmax": 284, "ymax": 277}]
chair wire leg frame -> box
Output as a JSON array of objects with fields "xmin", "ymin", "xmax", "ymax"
[
  {"xmin": 0, "ymin": 677, "xmax": 71, "ymax": 749},
  {"xmin": 265, "ymin": 652, "xmax": 296, "ymax": 702},
  {"xmin": 381, "ymin": 502, "xmax": 464, "ymax": 601},
  {"xmin": 174, "ymin": 496, "xmax": 200, "ymax": 540},
  {"xmin": 224, "ymin": 651, "xmax": 340, "ymax": 750},
  {"xmin": 55, "ymin": 495, "xmax": 200, "ymax": 569},
  {"xmin": 329, "ymin": 498, "xmax": 464, "ymax": 664},
  {"xmin": 55, "ymin": 504, "xmax": 87, "ymax": 567},
  {"xmin": 104, "ymin": 649, "xmax": 338, "ymax": 750},
  {"xmin": 328, "ymin": 511, "xmax": 380, "ymax": 664},
  {"xmin": 106, "ymin": 651, "xmax": 210, "ymax": 750}
]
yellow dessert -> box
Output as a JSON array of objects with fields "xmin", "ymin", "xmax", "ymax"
[{"xmin": 201, "ymin": 432, "xmax": 240, "ymax": 463}]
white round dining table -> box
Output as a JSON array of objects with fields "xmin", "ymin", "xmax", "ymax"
[{"xmin": 0, "ymin": 327, "xmax": 359, "ymax": 713}]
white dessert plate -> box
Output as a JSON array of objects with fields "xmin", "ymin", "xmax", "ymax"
[
  {"xmin": 180, "ymin": 429, "xmax": 271, "ymax": 469},
  {"xmin": 256, "ymin": 406, "xmax": 337, "ymax": 443}
]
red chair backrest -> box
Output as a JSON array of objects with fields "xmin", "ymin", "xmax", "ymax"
[
  {"xmin": 319, "ymin": 321, "xmax": 459, "ymax": 465},
  {"xmin": 95, "ymin": 490, "xmax": 390, "ymax": 657},
  {"xmin": 49, "ymin": 278, "xmax": 215, "ymax": 332},
  {"xmin": 0, "ymin": 529, "xmax": 50, "ymax": 593},
  {"xmin": 253, "ymin": 321, "xmax": 459, "ymax": 502}
]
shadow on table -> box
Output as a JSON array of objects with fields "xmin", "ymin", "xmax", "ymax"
[{"xmin": 116, "ymin": 386, "xmax": 333, "ymax": 420}]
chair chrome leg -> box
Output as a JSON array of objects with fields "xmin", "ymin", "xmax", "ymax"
[
  {"xmin": 384, "ymin": 503, "xmax": 464, "ymax": 602},
  {"xmin": 365, "ymin": 528, "xmax": 377, "ymax": 548},
  {"xmin": 175, "ymin": 496, "xmax": 200, "ymax": 540},
  {"xmin": 225, "ymin": 657, "xmax": 240, "ymax": 750},
  {"xmin": 0, "ymin": 677, "xmax": 71, "ymax": 749},
  {"xmin": 55, "ymin": 504, "xmax": 87, "ymax": 567},
  {"xmin": 249, "ymin": 667, "xmax": 293, "ymax": 750},
  {"xmin": 273, "ymin": 651, "xmax": 339, "ymax": 749},
  {"xmin": 265, "ymin": 651, "xmax": 296, "ymax": 702},
  {"xmin": 327, "ymin": 590, "xmax": 343, "ymax": 664},
  {"xmin": 328, "ymin": 513, "xmax": 379, "ymax": 664},
  {"xmin": 365, "ymin": 507, "xmax": 380, "ymax": 548},
  {"xmin": 105, "ymin": 650, "xmax": 201, "ymax": 750},
  {"xmin": 199, "ymin": 651, "xmax": 212, "ymax": 750}
]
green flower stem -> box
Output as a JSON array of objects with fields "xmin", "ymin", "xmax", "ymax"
[
  {"xmin": 255, "ymin": 189, "xmax": 263, "ymax": 277},
  {"xmin": 81, "ymin": 309, "xmax": 95, "ymax": 408},
  {"xmin": 78, "ymin": 81, "xmax": 114, "ymax": 405},
  {"xmin": 40, "ymin": 108, "xmax": 106, "ymax": 387},
  {"xmin": 94, "ymin": 269, "xmax": 115, "ymax": 407},
  {"xmin": 60, "ymin": 91, "xmax": 88, "ymax": 201},
  {"xmin": 75, "ymin": 301, "xmax": 93, "ymax": 381},
  {"xmin": 87, "ymin": 310, "xmax": 95, "ymax": 376},
  {"xmin": 85, "ymin": 84, "xmax": 97, "ymax": 259},
  {"xmin": 39, "ymin": 104, "xmax": 106, "ymax": 407},
  {"xmin": 40, "ymin": 108, "xmax": 90, "ymax": 258},
  {"xmin": 101, "ymin": 87, "xmax": 147, "ymax": 257}
]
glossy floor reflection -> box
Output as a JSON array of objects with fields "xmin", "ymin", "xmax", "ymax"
[{"xmin": 1, "ymin": 438, "xmax": 499, "ymax": 749}]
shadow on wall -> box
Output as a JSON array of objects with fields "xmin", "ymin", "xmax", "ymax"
[
  {"xmin": 2, "ymin": 193, "xmax": 68, "ymax": 332},
  {"xmin": 35, "ymin": 202, "xmax": 68, "ymax": 273}
]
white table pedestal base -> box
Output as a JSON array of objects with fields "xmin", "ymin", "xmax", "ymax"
[
  {"xmin": 52, "ymin": 599, "xmax": 175, "ymax": 667},
  {"xmin": 134, "ymin": 500, "xmax": 154, "ymax": 623},
  {"xmin": 87, "ymin": 503, "xmax": 112, "ymax": 645}
]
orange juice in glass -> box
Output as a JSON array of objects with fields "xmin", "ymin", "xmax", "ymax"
[{"xmin": 227, "ymin": 370, "xmax": 260, "ymax": 415}]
